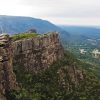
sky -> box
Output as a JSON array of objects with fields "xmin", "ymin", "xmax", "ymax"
[{"xmin": 0, "ymin": 0, "xmax": 100, "ymax": 25}]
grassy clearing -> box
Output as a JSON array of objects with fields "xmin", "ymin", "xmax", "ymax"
[{"xmin": 11, "ymin": 33, "xmax": 39, "ymax": 41}]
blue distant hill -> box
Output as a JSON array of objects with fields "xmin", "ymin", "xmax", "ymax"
[
  {"xmin": 0, "ymin": 15, "xmax": 69, "ymax": 37},
  {"xmin": 60, "ymin": 25, "xmax": 100, "ymax": 38}
]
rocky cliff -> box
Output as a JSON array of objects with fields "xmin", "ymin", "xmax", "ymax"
[
  {"xmin": 0, "ymin": 32, "xmax": 89, "ymax": 100},
  {"xmin": 13, "ymin": 32, "xmax": 64, "ymax": 73},
  {"xmin": 0, "ymin": 34, "xmax": 17, "ymax": 100}
]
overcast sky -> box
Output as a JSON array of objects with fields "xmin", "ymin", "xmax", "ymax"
[{"xmin": 0, "ymin": 0, "xmax": 100, "ymax": 25}]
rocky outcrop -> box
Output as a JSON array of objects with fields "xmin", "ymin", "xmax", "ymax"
[
  {"xmin": 0, "ymin": 32, "xmax": 87, "ymax": 100},
  {"xmin": 0, "ymin": 32, "xmax": 64, "ymax": 99},
  {"xmin": 13, "ymin": 32, "xmax": 64, "ymax": 73},
  {"xmin": 58, "ymin": 65, "xmax": 85, "ymax": 90},
  {"xmin": 0, "ymin": 34, "xmax": 17, "ymax": 100}
]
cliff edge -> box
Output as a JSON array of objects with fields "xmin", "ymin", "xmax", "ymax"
[
  {"xmin": 13, "ymin": 32, "xmax": 64, "ymax": 73},
  {"xmin": 0, "ymin": 34, "xmax": 17, "ymax": 100}
]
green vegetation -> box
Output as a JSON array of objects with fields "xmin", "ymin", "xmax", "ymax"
[
  {"xmin": 64, "ymin": 39, "xmax": 100, "ymax": 78},
  {"xmin": 0, "ymin": 42, "xmax": 6, "ymax": 46},
  {"xmin": 11, "ymin": 33, "xmax": 39, "ymax": 41},
  {"xmin": 6, "ymin": 51, "xmax": 100, "ymax": 100}
]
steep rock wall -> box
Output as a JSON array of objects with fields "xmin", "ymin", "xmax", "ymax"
[
  {"xmin": 0, "ymin": 34, "xmax": 17, "ymax": 100},
  {"xmin": 58, "ymin": 65, "xmax": 85, "ymax": 89},
  {"xmin": 13, "ymin": 32, "xmax": 64, "ymax": 73}
]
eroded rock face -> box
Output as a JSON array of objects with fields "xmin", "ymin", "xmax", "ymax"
[
  {"xmin": 58, "ymin": 66, "xmax": 85, "ymax": 90},
  {"xmin": 13, "ymin": 32, "xmax": 64, "ymax": 73},
  {"xmin": 0, "ymin": 34, "xmax": 17, "ymax": 99}
]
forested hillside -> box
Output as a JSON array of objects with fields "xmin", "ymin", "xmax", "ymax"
[{"xmin": 7, "ymin": 51, "xmax": 100, "ymax": 100}]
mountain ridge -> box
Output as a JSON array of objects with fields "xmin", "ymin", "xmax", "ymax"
[
  {"xmin": 60, "ymin": 25, "xmax": 100, "ymax": 38},
  {"xmin": 0, "ymin": 15, "xmax": 69, "ymax": 36}
]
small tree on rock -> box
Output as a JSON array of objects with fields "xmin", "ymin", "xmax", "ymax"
[{"xmin": 26, "ymin": 29, "xmax": 37, "ymax": 33}]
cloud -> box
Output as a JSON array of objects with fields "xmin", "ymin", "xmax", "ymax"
[
  {"xmin": 18, "ymin": 0, "xmax": 100, "ymax": 18},
  {"xmin": 0, "ymin": 0, "xmax": 100, "ymax": 25},
  {"xmin": 47, "ymin": 17, "xmax": 100, "ymax": 26}
]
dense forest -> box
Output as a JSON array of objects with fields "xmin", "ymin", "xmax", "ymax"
[{"xmin": 6, "ymin": 51, "xmax": 100, "ymax": 100}]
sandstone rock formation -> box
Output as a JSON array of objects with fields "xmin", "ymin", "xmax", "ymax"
[
  {"xmin": 13, "ymin": 32, "xmax": 64, "ymax": 73},
  {"xmin": 0, "ymin": 34, "xmax": 17, "ymax": 100}
]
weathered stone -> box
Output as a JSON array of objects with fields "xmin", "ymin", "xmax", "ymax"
[
  {"xmin": 0, "ymin": 56, "xmax": 3, "ymax": 62},
  {"xmin": 58, "ymin": 65, "xmax": 85, "ymax": 89},
  {"xmin": 13, "ymin": 32, "xmax": 64, "ymax": 73},
  {"xmin": 0, "ymin": 34, "xmax": 17, "ymax": 100}
]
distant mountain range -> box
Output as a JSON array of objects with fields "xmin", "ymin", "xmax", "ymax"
[
  {"xmin": 1, "ymin": 15, "xmax": 100, "ymax": 43},
  {"xmin": 0, "ymin": 15, "xmax": 69, "ymax": 39},
  {"xmin": 60, "ymin": 25, "xmax": 100, "ymax": 39}
]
